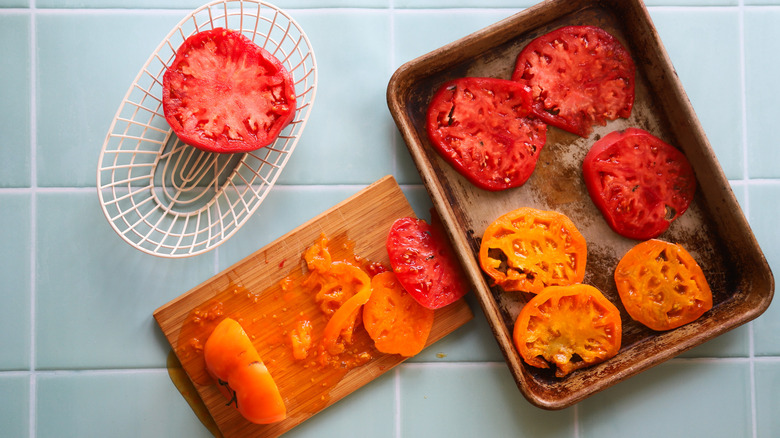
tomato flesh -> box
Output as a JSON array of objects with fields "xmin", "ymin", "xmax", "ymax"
[
  {"xmin": 386, "ymin": 217, "xmax": 469, "ymax": 309},
  {"xmin": 426, "ymin": 77, "xmax": 547, "ymax": 191},
  {"xmin": 512, "ymin": 25, "xmax": 635, "ymax": 137},
  {"xmin": 582, "ymin": 128, "xmax": 696, "ymax": 240},
  {"xmin": 615, "ymin": 239, "xmax": 712, "ymax": 331},
  {"xmin": 163, "ymin": 28, "xmax": 297, "ymax": 154},
  {"xmin": 513, "ymin": 284, "xmax": 622, "ymax": 377}
]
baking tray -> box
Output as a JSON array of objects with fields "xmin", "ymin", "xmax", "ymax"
[
  {"xmin": 387, "ymin": 0, "xmax": 774, "ymax": 409},
  {"xmin": 154, "ymin": 176, "xmax": 473, "ymax": 437}
]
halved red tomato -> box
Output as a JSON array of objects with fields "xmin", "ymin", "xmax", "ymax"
[
  {"xmin": 386, "ymin": 216, "xmax": 469, "ymax": 309},
  {"xmin": 582, "ymin": 128, "xmax": 696, "ymax": 240},
  {"xmin": 512, "ymin": 25, "xmax": 635, "ymax": 137},
  {"xmin": 163, "ymin": 28, "xmax": 297, "ymax": 154},
  {"xmin": 426, "ymin": 77, "xmax": 547, "ymax": 191}
]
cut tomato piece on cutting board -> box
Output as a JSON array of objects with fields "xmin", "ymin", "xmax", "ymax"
[
  {"xmin": 615, "ymin": 239, "xmax": 712, "ymax": 331},
  {"xmin": 512, "ymin": 25, "xmax": 635, "ymax": 137},
  {"xmin": 386, "ymin": 216, "xmax": 469, "ymax": 309},
  {"xmin": 426, "ymin": 77, "xmax": 547, "ymax": 191},
  {"xmin": 513, "ymin": 284, "xmax": 622, "ymax": 377},
  {"xmin": 582, "ymin": 128, "xmax": 697, "ymax": 240},
  {"xmin": 163, "ymin": 27, "xmax": 297, "ymax": 154}
]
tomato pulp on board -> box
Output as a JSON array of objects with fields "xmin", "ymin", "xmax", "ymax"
[
  {"xmin": 513, "ymin": 284, "xmax": 622, "ymax": 377},
  {"xmin": 582, "ymin": 128, "xmax": 697, "ymax": 240},
  {"xmin": 386, "ymin": 217, "xmax": 469, "ymax": 309},
  {"xmin": 426, "ymin": 77, "xmax": 547, "ymax": 191},
  {"xmin": 615, "ymin": 239, "xmax": 712, "ymax": 331},
  {"xmin": 512, "ymin": 25, "xmax": 635, "ymax": 137},
  {"xmin": 479, "ymin": 207, "xmax": 587, "ymax": 294},
  {"xmin": 163, "ymin": 28, "xmax": 297, "ymax": 154}
]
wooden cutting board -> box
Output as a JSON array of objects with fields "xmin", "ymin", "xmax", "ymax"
[{"xmin": 154, "ymin": 175, "xmax": 474, "ymax": 437}]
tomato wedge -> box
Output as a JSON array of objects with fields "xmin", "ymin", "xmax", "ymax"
[
  {"xmin": 615, "ymin": 239, "xmax": 712, "ymax": 331},
  {"xmin": 513, "ymin": 284, "xmax": 622, "ymax": 377},
  {"xmin": 512, "ymin": 25, "xmax": 635, "ymax": 137},
  {"xmin": 582, "ymin": 128, "xmax": 697, "ymax": 240},
  {"xmin": 203, "ymin": 318, "xmax": 286, "ymax": 424},
  {"xmin": 386, "ymin": 216, "xmax": 469, "ymax": 309},
  {"xmin": 479, "ymin": 207, "xmax": 587, "ymax": 294},
  {"xmin": 163, "ymin": 28, "xmax": 297, "ymax": 154},
  {"xmin": 363, "ymin": 271, "xmax": 435, "ymax": 357},
  {"xmin": 426, "ymin": 77, "xmax": 547, "ymax": 191}
]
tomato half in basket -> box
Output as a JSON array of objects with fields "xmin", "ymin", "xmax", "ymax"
[
  {"xmin": 479, "ymin": 207, "xmax": 587, "ymax": 294},
  {"xmin": 512, "ymin": 25, "xmax": 635, "ymax": 137},
  {"xmin": 426, "ymin": 77, "xmax": 547, "ymax": 191},
  {"xmin": 582, "ymin": 128, "xmax": 697, "ymax": 240},
  {"xmin": 513, "ymin": 284, "xmax": 622, "ymax": 377},
  {"xmin": 163, "ymin": 28, "xmax": 297, "ymax": 154},
  {"xmin": 386, "ymin": 216, "xmax": 469, "ymax": 309},
  {"xmin": 615, "ymin": 239, "xmax": 712, "ymax": 331}
]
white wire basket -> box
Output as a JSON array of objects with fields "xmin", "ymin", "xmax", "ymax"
[{"xmin": 97, "ymin": 0, "xmax": 317, "ymax": 258}]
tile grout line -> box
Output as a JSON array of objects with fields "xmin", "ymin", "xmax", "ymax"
[
  {"xmin": 28, "ymin": 1, "xmax": 37, "ymax": 437},
  {"xmin": 737, "ymin": 2, "xmax": 758, "ymax": 437}
]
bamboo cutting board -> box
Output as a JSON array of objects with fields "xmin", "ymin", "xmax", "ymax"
[{"xmin": 154, "ymin": 175, "xmax": 473, "ymax": 437}]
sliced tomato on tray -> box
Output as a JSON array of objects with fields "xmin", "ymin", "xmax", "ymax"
[
  {"xmin": 426, "ymin": 77, "xmax": 547, "ymax": 191},
  {"xmin": 163, "ymin": 28, "xmax": 297, "ymax": 154},
  {"xmin": 512, "ymin": 25, "xmax": 635, "ymax": 137},
  {"xmin": 582, "ymin": 128, "xmax": 697, "ymax": 240},
  {"xmin": 386, "ymin": 216, "xmax": 469, "ymax": 309}
]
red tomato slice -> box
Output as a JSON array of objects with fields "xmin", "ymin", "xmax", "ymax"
[
  {"xmin": 512, "ymin": 25, "xmax": 635, "ymax": 137},
  {"xmin": 426, "ymin": 77, "xmax": 547, "ymax": 191},
  {"xmin": 386, "ymin": 216, "xmax": 469, "ymax": 309},
  {"xmin": 163, "ymin": 28, "xmax": 297, "ymax": 154},
  {"xmin": 582, "ymin": 128, "xmax": 697, "ymax": 240}
]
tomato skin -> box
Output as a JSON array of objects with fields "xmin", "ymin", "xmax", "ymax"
[
  {"xmin": 479, "ymin": 207, "xmax": 587, "ymax": 294},
  {"xmin": 513, "ymin": 284, "xmax": 622, "ymax": 377},
  {"xmin": 615, "ymin": 239, "xmax": 712, "ymax": 331},
  {"xmin": 203, "ymin": 318, "xmax": 286, "ymax": 424},
  {"xmin": 386, "ymin": 217, "xmax": 469, "ymax": 309},
  {"xmin": 363, "ymin": 271, "xmax": 435, "ymax": 357},
  {"xmin": 426, "ymin": 77, "xmax": 547, "ymax": 191},
  {"xmin": 163, "ymin": 28, "xmax": 297, "ymax": 154},
  {"xmin": 582, "ymin": 128, "xmax": 696, "ymax": 240},
  {"xmin": 512, "ymin": 25, "xmax": 635, "ymax": 137}
]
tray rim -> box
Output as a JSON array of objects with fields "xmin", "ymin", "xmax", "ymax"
[{"xmin": 387, "ymin": 0, "xmax": 775, "ymax": 409}]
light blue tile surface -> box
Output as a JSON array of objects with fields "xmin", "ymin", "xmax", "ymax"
[
  {"xmin": 0, "ymin": 194, "xmax": 32, "ymax": 370},
  {"xmin": 1, "ymin": 1, "xmax": 779, "ymax": 437},
  {"xmin": 744, "ymin": 8, "xmax": 780, "ymax": 179},
  {"xmin": 35, "ymin": 191, "xmax": 215, "ymax": 369},
  {"xmin": 579, "ymin": 361, "xmax": 752, "ymax": 438},
  {"xmin": 651, "ymin": 8, "xmax": 744, "ymax": 180},
  {"xmin": 36, "ymin": 371, "xmax": 212, "ymax": 438},
  {"xmin": 0, "ymin": 374, "xmax": 29, "ymax": 437},
  {"xmin": 0, "ymin": 14, "xmax": 31, "ymax": 188}
]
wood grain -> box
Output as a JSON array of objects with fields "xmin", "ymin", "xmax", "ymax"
[{"xmin": 154, "ymin": 175, "xmax": 473, "ymax": 437}]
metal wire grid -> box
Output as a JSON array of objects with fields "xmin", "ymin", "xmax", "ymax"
[{"xmin": 96, "ymin": 0, "xmax": 317, "ymax": 258}]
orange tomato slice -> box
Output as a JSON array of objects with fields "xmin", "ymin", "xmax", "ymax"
[
  {"xmin": 320, "ymin": 263, "xmax": 372, "ymax": 355},
  {"xmin": 479, "ymin": 207, "xmax": 587, "ymax": 294},
  {"xmin": 203, "ymin": 318, "xmax": 286, "ymax": 424},
  {"xmin": 513, "ymin": 284, "xmax": 622, "ymax": 377},
  {"xmin": 363, "ymin": 271, "xmax": 435, "ymax": 357},
  {"xmin": 615, "ymin": 239, "xmax": 712, "ymax": 331}
]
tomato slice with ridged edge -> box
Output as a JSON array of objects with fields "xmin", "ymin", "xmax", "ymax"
[
  {"xmin": 479, "ymin": 207, "xmax": 587, "ymax": 294},
  {"xmin": 386, "ymin": 216, "xmax": 469, "ymax": 309},
  {"xmin": 512, "ymin": 25, "xmax": 635, "ymax": 137},
  {"xmin": 513, "ymin": 284, "xmax": 622, "ymax": 377},
  {"xmin": 163, "ymin": 28, "xmax": 297, "ymax": 154},
  {"xmin": 582, "ymin": 128, "xmax": 697, "ymax": 240},
  {"xmin": 615, "ymin": 239, "xmax": 712, "ymax": 331},
  {"xmin": 426, "ymin": 77, "xmax": 547, "ymax": 191}
]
